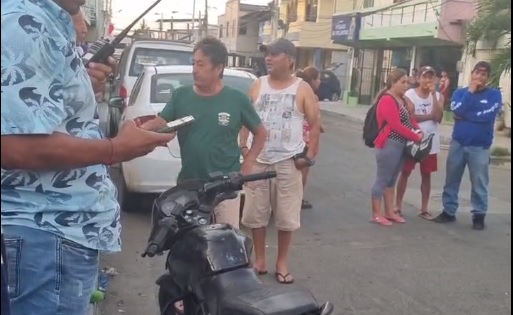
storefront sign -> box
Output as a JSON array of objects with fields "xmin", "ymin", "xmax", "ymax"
[{"xmin": 331, "ymin": 14, "xmax": 361, "ymax": 43}]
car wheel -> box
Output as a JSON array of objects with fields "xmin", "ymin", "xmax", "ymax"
[
  {"xmin": 330, "ymin": 92, "xmax": 340, "ymax": 102},
  {"xmin": 118, "ymin": 165, "xmax": 140, "ymax": 213}
]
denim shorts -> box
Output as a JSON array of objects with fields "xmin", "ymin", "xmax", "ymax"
[{"xmin": 3, "ymin": 225, "xmax": 99, "ymax": 315}]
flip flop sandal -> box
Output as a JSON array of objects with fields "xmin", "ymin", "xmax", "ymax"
[
  {"xmin": 386, "ymin": 214, "xmax": 406, "ymax": 224},
  {"xmin": 370, "ymin": 216, "xmax": 393, "ymax": 226},
  {"xmin": 275, "ymin": 272, "xmax": 294, "ymax": 284},
  {"xmin": 418, "ymin": 211, "xmax": 434, "ymax": 221},
  {"xmin": 254, "ymin": 269, "xmax": 268, "ymax": 275}
]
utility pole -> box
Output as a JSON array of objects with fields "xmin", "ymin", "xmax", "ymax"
[
  {"xmin": 198, "ymin": 11, "xmax": 203, "ymax": 38},
  {"xmin": 271, "ymin": 0, "xmax": 278, "ymax": 40},
  {"xmin": 191, "ymin": 0, "xmax": 196, "ymax": 40},
  {"xmin": 204, "ymin": 0, "xmax": 209, "ymax": 36}
]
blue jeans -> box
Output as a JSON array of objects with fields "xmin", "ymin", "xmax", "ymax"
[
  {"xmin": 442, "ymin": 140, "xmax": 490, "ymax": 216},
  {"xmin": 3, "ymin": 225, "xmax": 99, "ymax": 315}
]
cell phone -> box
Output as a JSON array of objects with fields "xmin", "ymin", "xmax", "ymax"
[{"xmin": 156, "ymin": 116, "xmax": 195, "ymax": 133}]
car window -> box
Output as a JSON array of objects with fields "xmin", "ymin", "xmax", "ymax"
[
  {"xmin": 128, "ymin": 72, "xmax": 145, "ymax": 106},
  {"xmin": 129, "ymin": 47, "xmax": 193, "ymax": 77},
  {"xmin": 150, "ymin": 73, "xmax": 254, "ymax": 103}
]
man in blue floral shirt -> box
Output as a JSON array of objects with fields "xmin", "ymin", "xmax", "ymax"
[{"xmin": 0, "ymin": 1, "xmax": 174, "ymax": 314}]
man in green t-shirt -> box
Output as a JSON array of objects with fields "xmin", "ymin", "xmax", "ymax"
[{"xmin": 141, "ymin": 36, "xmax": 267, "ymax": 229}]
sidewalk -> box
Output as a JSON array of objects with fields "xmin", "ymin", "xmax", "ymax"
[{"xmin": 320, "ymin": 101, "xmax": 512, "ymax": 153}]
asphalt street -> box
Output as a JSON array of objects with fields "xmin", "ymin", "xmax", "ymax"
[{"xmin": 99, "ymin": 112, "xmax": 512, "ymax": 315}]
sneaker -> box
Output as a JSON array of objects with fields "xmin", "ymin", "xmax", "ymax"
[
  {"xmin": 433, "ymin": 212, "xmax": 456, "ymax": 224},
  {"xmin": 472, "ymin": 214, "xmax": 486, "ymax": 230}
]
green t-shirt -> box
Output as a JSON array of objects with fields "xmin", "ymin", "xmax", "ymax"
[{"xmin": 159, "ymin": 85, "xmax": 261, "ymax": 181}]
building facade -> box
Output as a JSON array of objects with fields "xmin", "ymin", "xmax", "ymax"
[
  {"xmin": 83, "ymin": 0, "xmax": 108, "ymax": 41},
  {"xmin": 218, "ymin": 0, "xmax": 271, "ymax": 67},
  {"xmin": 332, "ymin": 0, "xmax": 476, "ymax": 104}
]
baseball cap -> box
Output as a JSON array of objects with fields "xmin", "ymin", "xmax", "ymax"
[
  {"xmin": 419, "ymin": 66, "xmax": 436, "ymax": 76},
  {"xmin": 259, "ymin": 38, "xmax": 296, "ymax": 57},
  {"xmin": 472, "ymin": 61, "xmax": 491, "ymax": 74}
]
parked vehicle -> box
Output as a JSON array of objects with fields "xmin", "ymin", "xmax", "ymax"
[
  {"xmin": 142, "ymin": 171, "xmax": 335, "ymax": 315},
  {"xmin": 107, "ymin": 66, "xmax": 257, "ymax": 212},
  {"xmin": 105, "ymin": 40, "xmax": 194, "ymax": 138},
  {"xmin": 317, "ymin": 70, "xmax": 342, "ymax": 102}
]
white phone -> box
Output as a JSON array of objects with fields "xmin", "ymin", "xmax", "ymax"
[{"xmin": 156, "ymin": 115, "xmax": 195, "ymax": 133}]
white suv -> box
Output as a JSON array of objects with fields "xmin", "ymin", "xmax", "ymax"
[{"xmin": 106, "ymin": 39, "xmax": 194, "ymax": 137}]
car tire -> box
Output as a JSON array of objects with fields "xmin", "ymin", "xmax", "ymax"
[
  {"xmin": 330, "ymin": 92, "xmax": 340, "ymax": 102},
  {"xmin": 118, "ymin": 165, "xmax": 140, "ymax": 213}
]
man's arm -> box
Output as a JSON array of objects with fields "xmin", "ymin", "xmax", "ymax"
[
  {"xmin": 432, "ymin": 93, "xmax": 444, "ymax": 123},
  {"xmin": 0, "ymin": 12, "xmax": 111, "ymax": 170},
  {"xmin": 239, "ymin": 79, "xmax": 261, "ymax": 151},
  {"xmin": 450, "ymin": 87, "xmax": 475, "ymax": 117},
  {"xmin": 459, "ymin": 89, "xmax": 502, "ymax": 123},
  {"xmin": 240, "ymin": 93, "xmax": 266, "ymax": 162},
  {"xmin": 299, "ymin": 82, "xmax": 321, "ymax": 159}
]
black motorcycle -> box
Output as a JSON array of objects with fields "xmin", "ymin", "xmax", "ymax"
[{"xmin": 142, "ymin": 171, "xmax": 335, "ymax": 315}]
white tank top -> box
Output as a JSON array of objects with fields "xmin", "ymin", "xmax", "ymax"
[
  {"xmin": 404, "ymin": 88, "xmax": 441, "ymax": 154},
  {"xmin": 253, "ymin": 76, "xmax": 305, "ymax": 164}
]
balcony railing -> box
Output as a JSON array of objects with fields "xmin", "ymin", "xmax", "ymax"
[{"xmin": 362, "ymin": 1, "xmax": 438, "ymax": 29}]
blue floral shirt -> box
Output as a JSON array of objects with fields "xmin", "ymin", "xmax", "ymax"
[{"xmin": 1, "ymin": 0, "xmax": 121, "ymax": 252}]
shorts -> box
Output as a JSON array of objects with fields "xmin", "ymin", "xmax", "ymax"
[
  {"xmin": 403, "ymin": 154, "xmax": 438, "ymax": 174},
  {"xmin": 241, "ymin": 159, "xmax": 303, "ymax": 231},
  {"xmin": 213, "ymin": 193, "xmax": 241, "ymax": 229}
]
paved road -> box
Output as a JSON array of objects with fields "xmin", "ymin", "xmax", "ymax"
[{"xmin": 99, "ymin": 112, "xmax": 511, "ymax": 315}]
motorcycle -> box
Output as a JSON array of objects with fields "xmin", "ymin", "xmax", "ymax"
[{"xmin": 142, "ymin": 171, "xmax": 335, "ymax": 315}]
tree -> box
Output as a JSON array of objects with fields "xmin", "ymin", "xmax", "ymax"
[{"xmin": 466, "ymin": 0, "xmax": 511, "ymax": 86}]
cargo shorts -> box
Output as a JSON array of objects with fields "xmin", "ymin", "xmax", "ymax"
[{"xmin": 241, "ymin": 158, "xmax": 303, "ymax": 231}]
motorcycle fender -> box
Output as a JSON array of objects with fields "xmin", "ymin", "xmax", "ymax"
[{"xmin": 156, "ymin": 273, "xmax": 182, "ymax": 297}]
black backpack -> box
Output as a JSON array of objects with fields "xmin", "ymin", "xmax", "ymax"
[{"xmin": 362, "ymin": 103, "xmax": 385, "ymax": 148}]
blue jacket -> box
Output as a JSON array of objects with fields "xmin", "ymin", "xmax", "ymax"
[{"xmin": 451, "ymin": 87, "xmax": 502, "ymax": 149}]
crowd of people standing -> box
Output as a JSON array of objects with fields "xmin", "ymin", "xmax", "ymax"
[{"xmin": 0, "ymin": 0, "xmax": 504, "ymax": 314}]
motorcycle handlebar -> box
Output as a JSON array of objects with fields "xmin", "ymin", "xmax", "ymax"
[
  {"xmin": 142, "ymin": 171, "xmax": 277, "ymax": 258},
  {"xmin": 241, "ymin": 171, "xmax": 277, "ymax": 183}
]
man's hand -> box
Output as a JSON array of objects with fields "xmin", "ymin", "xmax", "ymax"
[
  {"xmin": 468, "ymin": 79, "xmax": 480, "ymax": 93},
  {"xmin": 139, "ymin": 116, "xmax": 167, "ymax": 131},
  {"xmin": 111, "ymin": 121, "xmax": 175, "ymax": 163},
  {"xmin": 429, "ymin": 83, "xmax": 437, "ymax": 95},
  {"xmin": 87, "ymin": 57, "xmax": 117, "ymax": 94}
]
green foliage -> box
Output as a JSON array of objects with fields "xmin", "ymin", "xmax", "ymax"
[{"xmin": 465, "ymin": 0, "xmax": 511, "ymax": 86}]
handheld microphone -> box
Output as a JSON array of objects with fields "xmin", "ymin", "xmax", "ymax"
[{"xmin": 82, "ymin": 0, "xmax": 163, "ymax": 67}]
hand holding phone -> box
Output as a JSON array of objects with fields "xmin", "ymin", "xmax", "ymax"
[{"xmin": 156, "ymin": 116, "xmax": 195, "ymax": 133}]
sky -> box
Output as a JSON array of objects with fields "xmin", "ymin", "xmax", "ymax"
[{"xmin": 111, "ymin": 0, "xmax": 270, "ymax": 30}]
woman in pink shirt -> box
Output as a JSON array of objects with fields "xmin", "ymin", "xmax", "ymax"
[{"xmin": 371, "ymin": 69, "xmax": 423, "ymax": 226}]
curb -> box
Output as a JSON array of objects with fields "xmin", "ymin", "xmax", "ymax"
[{"xmin": 321, "ymin": 109, "xmax": 365, "ymax": 124}]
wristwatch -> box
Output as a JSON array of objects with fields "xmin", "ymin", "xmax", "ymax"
[{"xmin": 303, "ymin": 156, "xmax": 316, "ymax": 167}]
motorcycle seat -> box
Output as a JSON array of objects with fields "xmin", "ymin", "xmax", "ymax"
[{"xmin": 200, "ymin": 268, "xmax": 320, "ymax": 315}]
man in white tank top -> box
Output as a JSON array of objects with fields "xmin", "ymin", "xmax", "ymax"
[
  {"xmin": 239, "ymin": 38, "xmax": 321, "ymax": 284},
  {"xmin": 395, "ymin": 66, "xmax": 445, "ymax": 219}
]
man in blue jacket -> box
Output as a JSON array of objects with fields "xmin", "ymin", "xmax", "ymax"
[{"xmin": 434, "ymin": 61, "xmax": 502, "ymax": 230}]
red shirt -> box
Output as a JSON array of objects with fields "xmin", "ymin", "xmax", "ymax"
[{"xmin": 374, "ymin": 94, "xmax": 421, "ymax": 148}]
